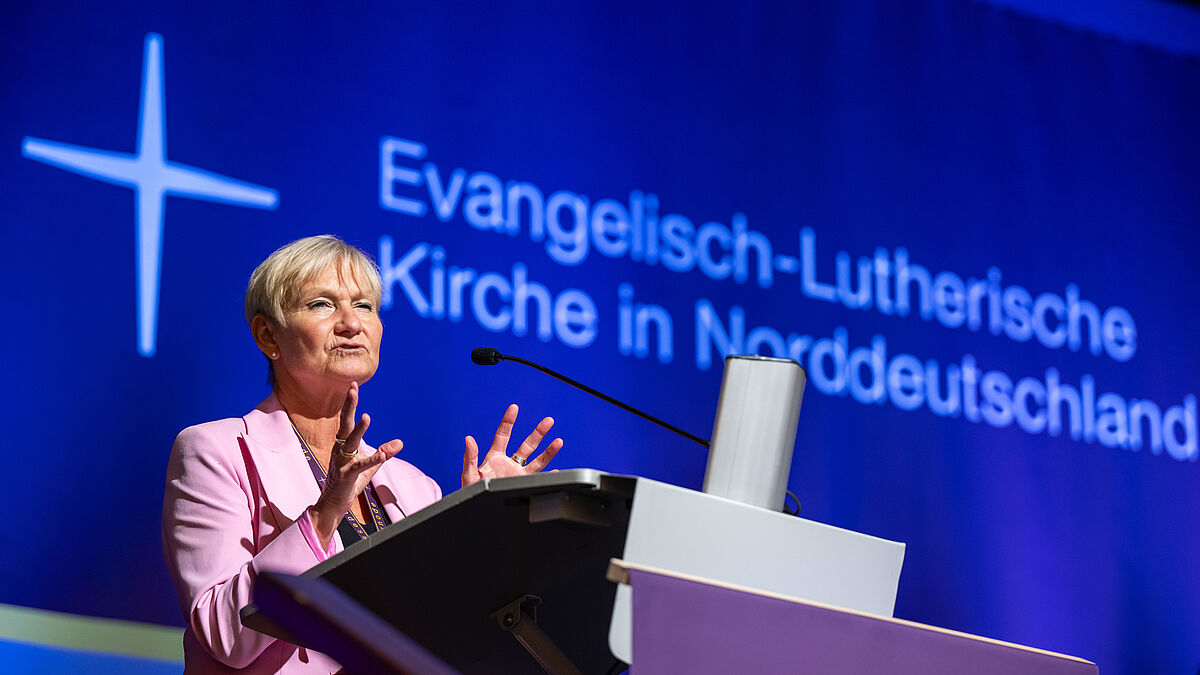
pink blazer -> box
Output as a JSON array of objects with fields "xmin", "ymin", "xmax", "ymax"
[{"xmin": 162, "ymin": 393, "xmax": 443, "ymax": 674}]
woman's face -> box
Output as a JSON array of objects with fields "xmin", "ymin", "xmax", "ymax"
[{"xmin": 273, "ymin": 263, "xmax": 383, "ymax": 390}]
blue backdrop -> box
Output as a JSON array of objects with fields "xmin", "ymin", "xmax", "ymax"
[{"xmin": 2, "ymin": 2, "xmax": 1198, "ymax": 673}]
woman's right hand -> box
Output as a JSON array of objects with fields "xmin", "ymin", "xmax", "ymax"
[{"xmin": 308, "ymin": 381, "xmax": 403, "ymax": 548}]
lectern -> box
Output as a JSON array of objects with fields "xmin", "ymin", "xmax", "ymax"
[{"xmin": 243, "ymin": 469, "xmax": 907, "ymax": 674}]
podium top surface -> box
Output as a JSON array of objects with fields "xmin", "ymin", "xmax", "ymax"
[{"xmin": 307, "ymin": 468, "xmax": 636, "ymax": 579}]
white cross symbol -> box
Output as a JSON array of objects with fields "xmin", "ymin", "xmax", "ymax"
[{"xmin": 22, "ymin": 33, "xmax": 279, "ymax": 357}]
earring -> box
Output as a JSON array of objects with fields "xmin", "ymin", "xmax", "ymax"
[{"xmin": 270, "ymin": 351, "xmax": 279, "ymax": 359}]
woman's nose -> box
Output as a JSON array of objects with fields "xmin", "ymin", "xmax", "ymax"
[{"xmin": 335, "ymin": 305, "xmax": 362, "ymax": 333}]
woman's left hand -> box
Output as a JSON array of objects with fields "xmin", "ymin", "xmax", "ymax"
[{"xmin": 462, "ymin": 404, "xmax": 563, "ymax": 487}]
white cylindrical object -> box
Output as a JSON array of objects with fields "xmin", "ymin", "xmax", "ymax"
[{"xmin": 703, "ymin": 355, "xmax": 806, "ymax": 511}]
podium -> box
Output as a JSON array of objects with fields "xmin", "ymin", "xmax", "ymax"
[
  {"xmin": 246, "ymin": 469, "xmax": 902, "ymax": 673},
  {"xmin": 243, "ymin": 469, "xmax": 1095, "ymax": 674}
]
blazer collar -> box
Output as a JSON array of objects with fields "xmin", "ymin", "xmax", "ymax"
[{"xmin": 243, "ymin": 392, "xmax": 301, "ymax": 453}]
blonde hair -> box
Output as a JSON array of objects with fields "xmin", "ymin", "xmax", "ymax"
[{"xmin": 244, "ymin": 235, "xmax": 382, "ymax": 326}]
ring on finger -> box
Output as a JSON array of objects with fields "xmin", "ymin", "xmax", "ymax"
[
  {"xmin": 511, "ymin": 454, "xmax": 527, "ymax": 467},
  {"xmin": 335, "ymin": 441, "xmax": 358, "ymax": 458}
]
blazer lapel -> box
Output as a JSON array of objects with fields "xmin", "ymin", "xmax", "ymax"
[{"xmin": 240, "ymin": 393, "xmax": 323, "ymax": 527}]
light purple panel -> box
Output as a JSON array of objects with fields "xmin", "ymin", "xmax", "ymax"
[{"xmin": 628, "ymin": 569, "xmax": 1097, "ymax": 675}]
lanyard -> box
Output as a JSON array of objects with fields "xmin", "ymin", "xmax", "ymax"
[{"xmin": 288, "ymin": 419, "xmax": 389, "ymax": 541}]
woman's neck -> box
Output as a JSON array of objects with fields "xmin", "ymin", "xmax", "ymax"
[{"xmin": 274, "ymin": 376, "xmax": 348, "ymax": 452}]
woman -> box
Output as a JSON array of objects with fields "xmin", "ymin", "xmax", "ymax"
[{"xmin": 162, "ymin": 235, "xmax": 562, "ymax": 674}]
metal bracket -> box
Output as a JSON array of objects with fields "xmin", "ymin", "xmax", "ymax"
[
  {"xmin": 491, "ymin": 595, "xmax": 584, "ymax": 675},
  {"xmin": 529, "ymin": 490, "xmax": 611, "ymax": 527}
]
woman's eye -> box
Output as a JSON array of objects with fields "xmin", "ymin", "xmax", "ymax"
[
  {"xmin": 309, "ymin": 300, "xmax": 332, "ymax": 309},
  {"xmin": 355, "ymin": 302, "xmax": 375, "ymax": 312}
]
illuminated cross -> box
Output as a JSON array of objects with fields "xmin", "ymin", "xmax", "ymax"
[{"xmin": 22, "ymin": 33, "xmax": 279, "ymax": 357}]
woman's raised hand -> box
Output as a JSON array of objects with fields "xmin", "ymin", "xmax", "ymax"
[
  {"xmin": 309, "ymin": 382, "xmax": 403, "ymax": 547},
  {"xmin": 462, "ymin": 404, "xmax": 563, "ymax": 487}
]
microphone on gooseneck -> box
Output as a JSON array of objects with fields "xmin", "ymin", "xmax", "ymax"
[
  {"xmin": 470, "ymin": 347, "xmax": 710, "ymax": 448},
  {"xmin": 470, "ymin": 347, "xmax": 502, "ymax": 366}
]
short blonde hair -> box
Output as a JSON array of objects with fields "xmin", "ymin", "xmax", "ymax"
[{"xmin": 244, "ymin": 235, "xmax": 382, "ymax": 326}]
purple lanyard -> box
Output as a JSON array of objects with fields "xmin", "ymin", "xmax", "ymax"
[{"xmin": 289, "ymin": 419, "xmax": 389, "ymax": 540}]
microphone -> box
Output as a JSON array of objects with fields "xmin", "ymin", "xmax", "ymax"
[
  {"xmin": 470, "ymin": 347, "xmax": 710, "ymax": 448},
  {"xmin": 471, "ymin": 347, "xmax": 502, "ymax": 366}
]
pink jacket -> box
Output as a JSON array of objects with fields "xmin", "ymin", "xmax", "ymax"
[{"xmin": 162, "ymin": 394, "xmax": 443, "ymax": 674}]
